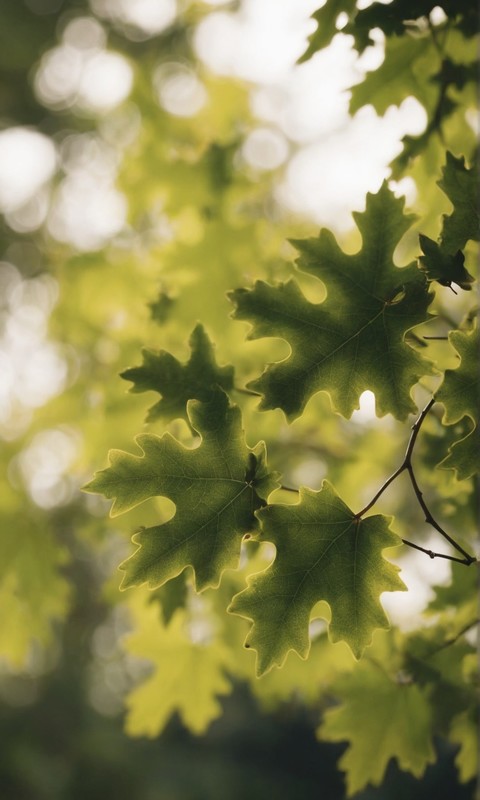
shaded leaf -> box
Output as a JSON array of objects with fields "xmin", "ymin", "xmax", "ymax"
[
  {"xmin": 318, "ymin": 659, "xmax": 435, "ymax": 795},
  {"xmin": 147, "ymin": 572, "xmax": 188, "ymax": 625},
  {"xmin": 148, "ymin": 290, "xmax": 175, "ymax": 325},
  {"xmin": 230, "ymin": 183, "xmax": 433, "ymax": 421},
  {"xmin": 84, "ymin": 388, "xmax": 279, "ymax": 591},
  {"xmin": 229, "ymin": 481, "xmax": 405, "ymax": 675},
  {"xmin": 438, "ymin": 152, "xmax": 480, "ymax": 253},
  {"xmin": 298, "ymin": 1, "xmax": 357, "ymax": 63},
  {"xmin": 418, "ymin": 234, "xmax": 474, "ymax": 291},
  {"xmin": 436, "ymin": 325, "xmax": 479, "ymax": 479},
  {"xmin": 121, "ymin": 324, "xmax": 234, "ymax": 426},
  {"xmin": 350, "ymin": 34, "xmax": 437, "ymax": 115}
]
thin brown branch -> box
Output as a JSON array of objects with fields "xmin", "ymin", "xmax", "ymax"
[
  {"xmin": 356, "ymin": 398, "xmax": 435, "ymax": 517},
  {"xmin": 355, "ymin": 398, "xmax": 476, "ymax": 565},
  {"xmin": 234, "ymin": 386, "xmax": 262, "ymax": 397},
  {"xmin": 401, "ymin": 538, "xmax": 474, "ymax": 565}
]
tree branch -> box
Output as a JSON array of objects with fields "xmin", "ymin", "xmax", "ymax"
[{"xmin": 356, "ymin": 398, "xmax": 476, "ymax": 566}]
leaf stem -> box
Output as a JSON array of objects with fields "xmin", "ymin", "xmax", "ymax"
[
  {"xmin": 234, "ymin": 386, "xmax": 262, "ymax": 397},
  {"xmin": 427, "ymin": 619, "xmax": 480, "ymax": 656},
  {"xmin": 355, "ymin": 398, "xmax": 476, "ymax": 566}
]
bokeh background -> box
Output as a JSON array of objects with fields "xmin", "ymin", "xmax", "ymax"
[{"xmin": 0, "ymin": 1, "xmax": 477, "ymax": 798}]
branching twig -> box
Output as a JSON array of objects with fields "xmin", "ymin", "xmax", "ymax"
[{"xmin": 355, "ymin": 398, "xmax": 476, "ymax": 566}]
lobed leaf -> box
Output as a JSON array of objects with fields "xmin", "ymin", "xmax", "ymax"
[
  {"xmin": 318, "ymin": 659, "xmax": 436, "ymax": 795},
  {"xmin": 120, "ymin": 323, "xmax": 234, "ymax": 426},
  {"xmin": 229, "ymin": 481, "xmax": 406, "ymax": 675},
  {"xmin": 84, "ymin": 388, "xmax": 279, "ymax": 591},
  {"xmin": 449, "ymin": 708, "xmax": 479, "ymax": 783},
  {"xmin": 298, "ymin": 1, "xmax": 357, "ymax": 63},
  {"xmin": 230, "ymin": 183, "xmax": 434, "ymax": 421},
  {"xmin": 438, "ymin": 152, "xmax": 480, "ymax": 253},
  {"xmin": 418, "ymin": 234, "xmax": 474, "ymax": 291},
  {"xmin": 124, "ymin": 604, "xmax": 232, "ymax": 736},
  {"xmin": 435, "ymin": 324, "xmax": 479, "ymax": 479}
]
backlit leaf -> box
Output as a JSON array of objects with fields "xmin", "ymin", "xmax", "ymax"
[
  {"xmin": 229, "ymin": 481, "xmax": 405, "ymax": 675},
  {"xmin": 449, "ymin": 708, "xmax": 479, "ymax": 783},
  {"xmin": 318, "ymin": 659, "xmax": 436, "ymax": 795},
  {"xmin": 438, "ymin": 152, "xmax": 480, "ymax": 253},
  {"xmin": 436, "ymin": 325, "xmax": 479, "ymax": 479},
  {"xmin": 230, "ymin": 183, "xmax": 434, "ymax": 421},
  {"xmin": 124, "ymin": 601, "xmax": 232, "ymax": 736},
  {"xmin": 121, "ymin": 324, "xmax": 234, "ymax": 426},
  {"xmin": 298, "ymin": 1, "xmax": 357, "ymax": 63},
  {"xmin": 84, "ymin": 388, "xmax": 279, "ymax": 591}
]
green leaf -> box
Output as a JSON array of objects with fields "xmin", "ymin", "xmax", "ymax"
[
  {"xmin": 298, "ymin": 1, "xmax": 357, "ymax": 63},
  {"xmin": 418, "ymin": 234, "xmax": 474, "ymax": 291},
  {"xmin": 346, "ymin": 1, "xmax": 434, "ymax": 53},
  {"xmin": 84, "ymin": 388, "xmax": 279, "ymax": 591},
  {"xmin": 436, "ymin": 325, "xmax": 479, "ymax": 479},
  {"xmin": 449, "ymin": 707, "xmax": 479, "ymax": 783},
  {"xmin": 438, "ymin": 152, "xmax": 480, "ymax": 253},
  {"xmin": 0, "ymin": 517, "xmax": 70, "ymax": 669},
  {"xmin": 350, "ymin": 34, "xmax": 437, "ymax": 116},
  {"xmin": 229, "ymin": 481, "xmax": 405, "ymax": 675},
  {"xmin": 120, "ymin": 324, "xmax": 234, "ymax": 425},
  {"xmin": 318, "ymin": 659, "xmax": 436, "ymax": 795},
  {"xmin": 147, "ymin": 572, "xmax": 188, "ymax": 625},
  {"xmin": 147, "ymin": 290, "xmax": 175, "ymax": 325},
  {"xmin": 124, "ymin": 602, "xmax": 232, "ymax": 736},
  {"xmin": 230, "ymin": 183, "xmax": 433, "ymax": 421},
  {"xmin": 346, "ymin": 1, "xmax": 477, "ymax": 53}
]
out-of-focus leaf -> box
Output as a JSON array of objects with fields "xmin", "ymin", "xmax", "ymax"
[
  {"xmin": 124, "ymin": 601, "xmax": 232, "ymax": 736},
  {"xmin": 318, "ymin": 658, "xmax": 436, "ymax": 795},
  {"xmin": 449, "ymin": 708, "xmax": 479, "ymax": 783},
  {"xmin": 298, "ymin": 1, "xmax": 357, "ymax": 63},
  {"xmin": 0, "ymin": 513, "xmax": 70, "ymax": 669}
]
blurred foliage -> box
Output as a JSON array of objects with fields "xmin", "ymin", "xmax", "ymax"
[{"xmin": 0, "ymin": 1, "xmax": 478, "ymax": 798}]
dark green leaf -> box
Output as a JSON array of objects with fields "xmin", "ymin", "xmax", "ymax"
[
  {"xmin": 121, "ymin": 324, "xmax": 234, "ymax": 426},
  {"xmin": 438, "ymin": 152, "xmax": 480, "ymax": 253},
  {"xmin": 230, "ymin": 183, "xmax": 434, "ymax": 421},
  {"xmin": 418, "ymin": 234, "xmax": 474, "ymax": 291},
  {"xmin": 84, "ymin": 389, "xmax": 279, "ymax": 591},
  {"xmin": 229, "ymin": 481, "xmax": 405, "ymax": 674}
]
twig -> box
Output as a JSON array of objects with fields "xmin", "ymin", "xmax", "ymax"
[
  {"xmin": 401, "ymin": 538, "xmax": 474, "ymax": 565},
  {"xmin": 234, "ymin": 386, "xmax": 262, "ymax": 397},
  {"xmin": 426, "ymin": 619, "xmax": 480, "ymax": 657},
  {"xmin": 355, "ymin": 398, "xmax": 476, "ymax": 566}
]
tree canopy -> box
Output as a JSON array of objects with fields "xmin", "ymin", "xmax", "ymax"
[{"xmin": 0, "ymin": 1, "xmax": 478, "ymax": 798}]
